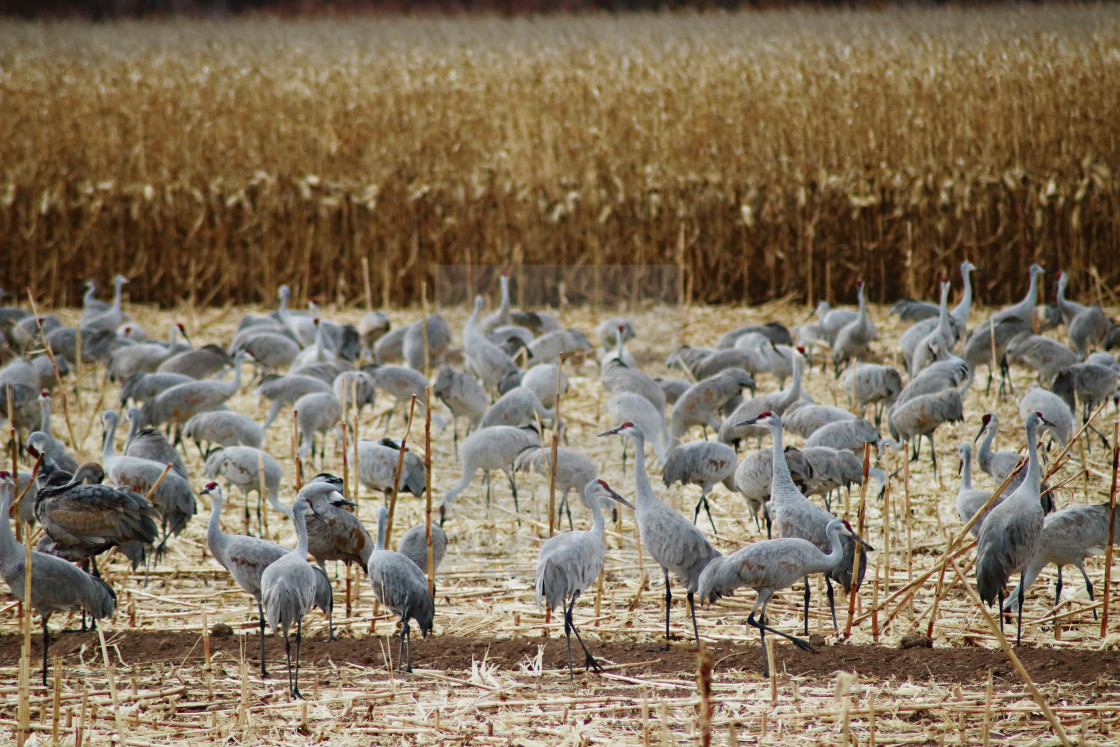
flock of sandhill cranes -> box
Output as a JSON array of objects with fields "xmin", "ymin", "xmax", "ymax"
[{"xmin": 1, "ymin": 262, "xmax": 1119, "ymax": 694}]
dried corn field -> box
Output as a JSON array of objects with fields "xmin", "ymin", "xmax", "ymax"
[
  {"xmin": 2, "ymin": 294, "xmax": 1120, "ymax": 746},
  {"xmin": 3, "ymin": 7, "xmax": 1120, "ymax": 307}
]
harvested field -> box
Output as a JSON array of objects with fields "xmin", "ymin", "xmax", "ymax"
[{"xmin": 2, "ymin": 295, "xmax": 1119, "ymax": 745}]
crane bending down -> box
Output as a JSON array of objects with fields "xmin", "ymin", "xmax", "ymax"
[
  {"xmin": 366, "ymin": 505, "xmax": 435, "ymax": 672},
  {"xmin": 0, "ymin": 472, "xmax": 117, "ymax": 686},
  {"xmin": 599, "ymin": 423, "xmax": 721, "ymax": 650},
  {"xmin": 535, "ymin": 479, "xmax": 634, "ymax": 680},
  {"xmin": 699, "ymin": 518, "xmax": 859, "ymax": 675},
  {"xmin": 976, "ymin": 411, "xmax": 1052, "ymax": 647}
]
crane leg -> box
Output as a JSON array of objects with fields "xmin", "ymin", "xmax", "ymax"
[
  {"xmin": 283, "ymin": 631, "xmax": 294, "ymax": 698},
  {"xmin": 687, "ymin": 591, "xmax": 701, "ymax": 647},
  {"xmin": 292, "ymin": 619, "xmax": 304, "ymax": 700},
  {"xmin": 1054, "ymin": 566, "xmax": 1064, "ymax": 611},
  {"xmin": 398, "ymin": 620, "xmax": 413, "ymax": 673},
  {"xmin": 42, "ymin": 617, "xmax": 50, "ymax": 688},
  {"xmin": 1015, "ymin": 583, "xmax": 1025, "ymax": 647},
  {"xmin": 620, "ymin": 441, "xmax": 628, "ymax": 479},
  {"xmin": 659, "ymin": 569, "xmax": 672, "ymax": 651},
  {"xmin": 566, "ymin": 592, "xmax": 601, "ymax": 675},
  {"xmin": 483, "ymin": 471, "xmax": 492, "ymax": 511},
  {"xmin": 697, "ymin": 491, "xmax": 718, "ymax": 536},
  {"xmin": 1079, "ymin": 564, "xmax": 1098, "ymax": 621},
  {"xmin": 505, "ymin": 468, "xmax": 520, "ymax": 516},
  {"xmin": 802, "ymin": 576, "xmax": 811, "ymax": 636},
  {"xmin": 257, "ymin": 600, "xmax": 269, "ymax": 677},
  {"xmin": 928, "ymin": 433, "xmax": 939, "ymax": 483},
  {"xmin": 825, "ymin": 578, "xmax": 839, "ymax": 633},
  {"xmin": 748, "ymin": 598, "xmax": 815, "ymax": 678}
]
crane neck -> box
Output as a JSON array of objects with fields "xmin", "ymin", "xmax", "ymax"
[
  {"xmin": 124, "ymin": 414, "xmax": 141, "ymax": 451},
  {"xmin": 1022, "ymin": 271, "xmax": 1040, "ymax": 312},
  {"xmin": 959, "ymin": 447, "xmax": 973, "ymax": 490},
  {"xmin": 82, "ymin": 283, "xmax": 97, "ymax": 307},
  {"xmin": 464, "ymin": 300, "xmax": 482, "ymax": 344},
  {"xmin": 977, "ymin": 419, "xmax": 997, "ymax": 461},
  {"xmin": 269, "ymin": 492, "xmax": 293, "ymax": 520},
  {"xmin": 0, "ymin": 483, "xmax": 20, "ymax": 557},
  {"xmin": 615, "ymin": 328, "xmax": 624, "ymax": 360},
  {"xmin": 589, "ymin": 493, "xmax": 605, "ymax": 536},
  {"xmin": 629, "ymin": 431, "xmax": 654, "ymax": 507},
  {"xmin": 39, "ymin": 397, "xmax": 51, "ymax": 436},
  {"xmin": 207, "ymin": 491, "xmax": 225, "ymax": 549},
  {"xmin": 781, "ymin": 358, "xmax": 803, "ymax": 409},
  {"xmin": 111, "ymin": 279, "xmax": 124, "ymax": 313},
  {"xmin": 1023, "ymin": 417, "xmax": 1042, "ymax": 495},
  {"xmin": 821, "ymin": 523, "xmax": 848, "ymax": 569},
  {"xmin": 767, "ymin": 423, "xmax": 798, "ymax": 497},
  {"xmin": 291, "ymin": 503, "xmax": 310, "ymax": 558},
  {"xmin": 375, "ymin": 508, "xmax": 388, "ymax": 551},
  {"xmin": 952, "ymin": 268, "xmax": 973, "ymax": 327},
  {"xmin": 499, "ymin": 276, "xmax": 510, "ymax": 314},
  {"xmin": 102, "ymin": 415, "xmax": 118, "ymax": 462},
  {"xmin": 228, "ymin": 353, "xmax": 244, "ymax": 392}
]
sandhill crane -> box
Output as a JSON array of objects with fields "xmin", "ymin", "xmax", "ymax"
[
  {"xmin": 203, "ymin": 445, "xmax": 283, "ymax": 532},
  {"xmin": 662, "ymin": 441, "xmax": 737, "ymax": 533},
  {"xmin": 182, "ymin": 410, "xmax": 264, "ymax": 456},
  {"xmin": 894, "ymin": 360, "xmax": 968, "ymax": 409},
  {"xmin": 511, "ymin": 362, "xmax": 570, "ymax": 407},
  {"xmin": 597, "ymin": 318, "xmax": 635, "ymax": 350},
  {"xmin": 527, "ymin": 328, "xmax": 591, "ymax": 365},
  {"xmin": 1051, "ymin": 362, "xmax": 1119, "ymax": 426},
  {"xmin": 1004, "ymin": 502, "xmax": 1120, "ymax": 619},
  {"xmin": 669, "ymin": 369, "xmax": 754, "ymax": 446},
  {"xmin": 256, "ymin": 373, "xmax": 333, "ymax": 432},
  {"xmin": 600, "ymin": 336, "xmax": 666, "ymax": 417},
  {"xmin": 782, "ymin": 403, "xmax": 854, "ymax": 439},
  {"xmin": 599, "ymin": 423, "xmax": 720, "ymax": 649},
  {"xmin": 490, "ymin": 326, "xmax": 537, "ymax": 357},
  {"xmin": 440, "ymin": 425, "xmax": 540, "ymax": 524},
  {"xmin": 479, "ymin": 274, "xmax": 513, "ymax": 336},
  {"xmin": 290, "ymin": 318, "xmax": 337, "ymax": 371},
  {"xmin": 158, "ymin": 343, "xmax": 234, "ymax": 380},
  {"xmin": 102, "ymin": 411, "xmax": 196, "ymax": 553},
  {"xmin": 275, "ymin": 285, "xmax": 316, "ymax": 346},
  {"xmin": 719, "ymin": 354, "xmax": 805, "ymax": 449},
  {"xmin": 203, "ymin": 483, "xmax": 331, "ymax": 676},
  {"xmin": 356, "ymin": 438, "xmax": 427, "ymax": 499},
  {"xmin": 434, "ymin": 365, "xmax": 487, "ymax": 451},
  {"xmin": 140, "ymin": 351, "xmax": 247, "ymax": 431},
  {"xmin": 367, "ymin": 364, "xmax": 441, "ymax": 430},
  {"xmin": 832, "ymin": 280, "xmax": 877, "ymax": 373},
  {"xmin": 512, "ymin": 307, "xmax": 561, "ymax": 336},
  {"xmin": 732, "ymin": 445, "xmax": 815, "ymax": 536},
  {"xmin": 273, "ymin": 474, "xmax": 374, "ymax": 582},
  {"xmin": 666, "ymin": 345, "xmax": 713, "ymax": 377},
  {"xmin": 993, "ymin": 263, "xmax": 1046, "ymax": 325},
  {"xmin": 81, "ymin": 275, "xmax": 128, "ymax": 332},
  {"xmin": 739, "ymin": 412, "xmax": 872, "ymax": 634},
  {"xmin": 956, "ymin": 443, "xmax": 1000, "ymax": 539},
  {"xmin": 403, "ymin": 314, "xmax": 452, "ymax": 371},
  {"xmin": 804, "ymin": 417, "xmax": 879, "ymax": 453},
  {"xmin": 900, "ymin": 279, "xmax": 953, "ymax": 375},
  {"xmin": 1005, "ymin": 335, "xmax": 1078, "ymax": 385},
  {"xmin": 481, "ymin": 386, "xmax": 557, "ymax": 431},
  {"xmin": 119, "ymin": 371, "xmax": 193, "ymax": 408},
  {"xmin": 466, "ymin": 322, "xmax": 522, "ymax": 395},
  {"xmin": 657, "ymin": 378, "xmax": 692, "ymax": 405},
  {"xmin": 536, "ymin": 479, "xmax": 633, "ymax": 680},
  {"xmin": 799, "ymin": 446, "xmax": 881, "ymax": 510},
  {"xmin": 46, "ymin": 327, "xmax": 119, "ymax": 365},
  {"xmin": 606, "ymin": 390, "xmax": 669, "ymax": 467},
  {"xmin": 886, "ymin": 387, "xmax": 963, "ymax": 475},
  {"xmin": 333, "ymin": 370, "xmax": 377, "ymax": 417},
  {"xmin": 78, "ymin": 277, "xmax": 120, "ymax": 323},
  {"xmin": 374, "ymin": 326, "xmax": 407, "ymax": 365},
  {"xmin": 1088, "ymin": 351, "xmax": 1120, "ymax": 371},
  {"xmin": 32, "ymin": 391, "xmax": 78, "ymax": 472},
  {"xmin": 107, "ymin": 331, "xmax": 178, "ymax": 381},
  {"xmin": 123, "ymin": 410, "xmax": 189, "ymax": 479},
  {"xmin": 261, "ymin": 489, "xmax": 322, "ymax": 699},
  {"xmin": 0, "ymin": 381, "xmax": 38, "ymax": 450},
  {"xmin": 976, "ymin": 411, "xmax": 1052, "ymax": 645},
  {"xmin": 397, "ymin": 522, "xmax": 448, "ymax": 577},
  {"xmin": 1018, "ymin": 386, "xmax": 1075, "ymax": 449},
  {"xmin": 294, "ymin": 390, "xmax": 343, "ymax": 466},
  {"xmin": 229, "ymin": 330, "xmax": 301, "ymax": 374},
  {"xmin": 1069, "ymin": 304, "xmax": 1111, "ymax": 360},
  {"xmin": 358, "ymin": 311, "xmax": 391, "ymax": 350},
  {"xmin": 718, "ymin": 322, "xmax": 794, "ymax": 349},
  {"xmin": 699, "ymin": 518, "xmax": 859, "ymax": 675},
  {"xmin": 691, "ymin": 346, "xmax": 771, "ymax": 381},
  {"xmin": 0, "ymin": 472, "xmax": 118, "ymax": 686},
  {"xmin": 514, "ymin": 445, "xmax": 597, "ymax": 530},
  {"xmin": 817, "ymin": 301, "xmax": 859, "ymax": 343},
  {"xmin": 890, "ymin": 261, "xmax": 977, "ymax": 329},
  {"xmin": 366, "ymin": 505, "xmax": 435, "ymax": 672},
  {"xmin": 962, "ymin": 316, "xmax": 1033, "ymax": 396},
  {"xmin": 34, "ymin": 462, "xmax": 159, "ymax": 574}
]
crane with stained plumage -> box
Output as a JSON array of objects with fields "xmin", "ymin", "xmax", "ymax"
[{"xmin": 535, "ymin": 479, "xmax": 633, "ymax": 680}]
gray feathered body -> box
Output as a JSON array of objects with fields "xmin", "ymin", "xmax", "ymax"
[
  {"xmin": 397, "ymin": 524, "xmax": 448, "ymax": 573},
  {"xmin": 535, "ymin": 526, "xmax": 605, "ymax": 612},
  {"xmin": 367, "ymin": 548, "xmax": 435, "ymax": 636}
]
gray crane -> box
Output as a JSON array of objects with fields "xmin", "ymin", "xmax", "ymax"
[
  {"xmin": 119, "ymin": 371, "xmax": 193, "ymax": 408},
  {"xmin": 657, "ymin": 377, "xmax": 693, "ymax": 405},
  {"xmin": 691, "ymin": 346, "xmax": 771, "ymax": 381},
  {"xmin": 0, "ymin": 472, "xmax": 117, "ymax": 686},
  {"xmin": 804, "ymin": 417, "xmax": 879, "ymax": 453},
  {"xmin": 397, "ymin": 522, "xmax": 448, "ymax": 578},
  {"xmin": 45, "ymin": 326, "xmax": 119, "ymax": 365},
  {"xmin": 596, "ymin": 318, "xmax": 636, "ymax": 350},
  {"xmin": 885, "ymin": 387, "xmax": 963, "ymax": 475},
  {"xmin": 1004, "ymin": 502, "xmax": 1120, "ymax": 619},
  {"xmin": 510, "ymin": 362, "xmax": 570, "ymax": 407},
  {"xmin": 479, "ymin": 274, "xmax": 513, "ymax": 336},
  {"xmin": 158, "ymin": 343, "xmax": 234, "ymax": 380},
  {"xmin": 182, "ymin": 410, "xmax": 264, "ymax": 457},
  {"xmin": 480, "ymin": 386, "xmax": 556, "ymax": 430},
  {"xmin": 956, "ymin": 443, "xmax": 1000, "ymax": 539},
  {"xmin": 993, "ymin": 263, "xmax": 1046, "ymax": 325},
  {"xmin": 81, "ymin": 275, "xmax": 128, "ymax": 332},
  {"xmin": 465, "ymin": 311, "xmax": 522, "ymax": 395},
  {"xmin": 367, "ymin": 364, "xmax": 442, "ymax": 430},
  {"xmin": 974, "ymin": 413, "xmax": 1026, "ymax": 486},
  {"xmin": 782, "ymin": 403, "xmax": 854, "ymax": 440},
  {"xmin": 78, "ymin": 277, "xmax": 120, "ymax": 322},
  {"xmin": 294, "ymin": 390, "xmax": 343, "ymax": 466},
  {"xmin": 512, "ymin": 307, "xmax": 561, "ymax": 336},
  {"xmin": 256, "ymin": 373, "xmax": 333, "ymax": 432},
  {"xmin": 536, "ymin": 479, "xmax": 634, "ymax": 680},
  {"xmin": 260, "ymin": 488, "xmax": 321, "ymax": 699},
  {"xmin": 1052, "ymin": 271, "xmax": 1087, "ymax": 325},
  {"xmin": 962, "ymin": 316, "xmax": 1032, "ymax": 396},
  {"xmin": 333, "ymin": 370, "xmax": 378, "ymax": 417},
  {"xmin": 1069, "ymin": 304, "xmax": 1111, "ymax": 361},
  {"xmin": 737, "ymin": 412, "xmax": 872, "ymax": 634},
  {"xmin": 832, "ymin": 280, "xmax": 878, "ymax": 373},
  {"xmin": 1005, "ymin": 335, "xmax": 1078, "ymax": 386},
  {"xmin": 1051, "ymin": 362, "xmax": 1119, "ymax": 428},
  {"xmin": 34, "ymin": 462, "xmax": 159, "ymax": 576},
  {"xmin": 669, "ymin": 369, "xmax": 755, "ymax": 446},
  {"xmin": 607, "ymin": 389, "xmax": 669, "ymax": 468},
  {"xmin": 598, "ymin": 422, "xmax": 720, "ymax": 650},
  {"xmin": 366, "ymin": 505, "xmax": 435, "ymax": 672},
  {"xmin": 123, "ymin": 408, "xmax": 190, "ymax": 479},
  {"xmin": 662, "ymin": 440, "xmax": 737, "ymax": 533},
  {"xmin": 30, "ymin": 391, "xmax": 78, "ymax": 472},
  {"xmin": 698, "ymin": 518, "xmax": 859, "ymax": 675},
  {"xmin": 514, "ymin": 445, "xmax": 598, "ymax": 530},
  {"xmin": 139, "ymin": 351, "xmax": 247, "ymax": 431},
  {"xmin": 434, "ymin": 365, "xmax": 487, "ymax": 451},
  {"xmin": 894, "ymin": 359, "xmax": 968, "ymax": 407},
  {"xmin": 374, "ymin": 325, "xmax": 408, "ymax": 365},
  {"xmin": 356, "ymin": 437, "xmax": 427, "ymax": 499},
  {"xmin": 403, "ymin": 314, "xmax": 452, "ymax": 371},
  {"xmin": 440, "ymin": 425, "xmax": 540, "ymax": 524},
  {"xmin": 899, "ymin": 279, "xmax": 954, "ymax": 375},
  {"xmin": 102, "ymin": 410, "xmax": 196, "ymax": 554},
  {"xmin": 717, "ymin": 321, "xmax": 794, "ymax": 349},
  {"xmin": 719, "ymin": 354, "xmax": 805, "ymax": 449},
  {"xmin": 291, "ymin": 318, "xmax": 338, "ymax": 371},
  {"xmin": 800, "ymin": 446, "xmax": 882, "ymax": 510},
  {"xmin": 816, "ymin": 301, "xmax": 859, "ymax": 344},
  {"xmin": 527, "ymin": 328, "xmax": 591, "ymax": 365},
  {"xmin": 275, "ymin": 285, "xmax": 316, "ymax": 346},
  {"xmin": 1018, "ymin": 386, "xmax": 1074, "ymax": 449},
  {"xmin": 203, "ymin": 483, "xmax": 331, "ymax": 676},
  {"xmin": 976, "ymin": 411, "xmax": 1053, "ymax": 645},
  {"xmin": 203, "ymin": 445, "xmax": 283, "ymax": 533},
  {"xmin": 890, "ymin": 261, "xmax": 976, "ymax": 329},
  {"xmin": 229, "ymin": 328, "xmax": 301, "ymax": 375},
  {"xmin": 358, "ymin": 310, "xmax": 391, "ymax": 350},
  {"xmin": 732, "ymin": 445, "xmax": 815, "ymax": 536}
]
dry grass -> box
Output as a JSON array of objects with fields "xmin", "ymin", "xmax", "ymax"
[
  {"xmin": 2, "ymin": 7, "xmax": 1120, "ymax": 307},
  {"xmin": 2, "ymin": 294, "xmax": 1120, "ymax": 744}
]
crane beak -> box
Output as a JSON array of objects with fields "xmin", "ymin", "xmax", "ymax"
[
  {"xmin": 605, "ymin": 487, "xmax": 635, "ymax": 511},
  {"xmin": 734, "ymin": 416, "xmax": 760, "ymax": 428},
  {"xmin": 598, "ymin": 426, "xmax": 624, "ymax": 437},
  {"xmin": 973, "ymin": 422, "xmax": 988, "ymax": 443},
  {"xmin": 850, "ymin": 528, "xmax": 875, "ymax": 552}
]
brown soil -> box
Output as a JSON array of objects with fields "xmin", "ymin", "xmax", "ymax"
[{"xmin": 5, "ymin": 631, "xmax": 1117, "ymax": 687}]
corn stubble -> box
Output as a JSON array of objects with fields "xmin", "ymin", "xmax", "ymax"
[{"xmin": 1, "ymin": 7, "xmax": 1118, "ymax": 307}]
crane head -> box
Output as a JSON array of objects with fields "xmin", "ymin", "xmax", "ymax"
[
  {"xmin": 974, "ymin": 413, "xmax": 993, "ymax": 443},
  {"xmin": 735, "ymin": 411, "xmax": 778, "ymax": 429},
  {"xmin": 200, "ymin": 482, "xmax": 219, "ymax": 495},
  {"xmin": 40, "ymin": 389, "xmax": 50, "ymax": 398},
  {"xmin": 595, "ymin": 478, "xmax": 635, "ymax": 510},
  {"xmin": 598, "ymin": 422, "xmax": 635, "ymax": 438},
  {"xmin": 1032, "ymin": 411, "xmax": 1056, "ymax": 428}
]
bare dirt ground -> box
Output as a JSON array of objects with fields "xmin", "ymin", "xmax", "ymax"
[{"xmin": 3, "ymin": 297, "xmax": 1120, "ymax": 745}]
